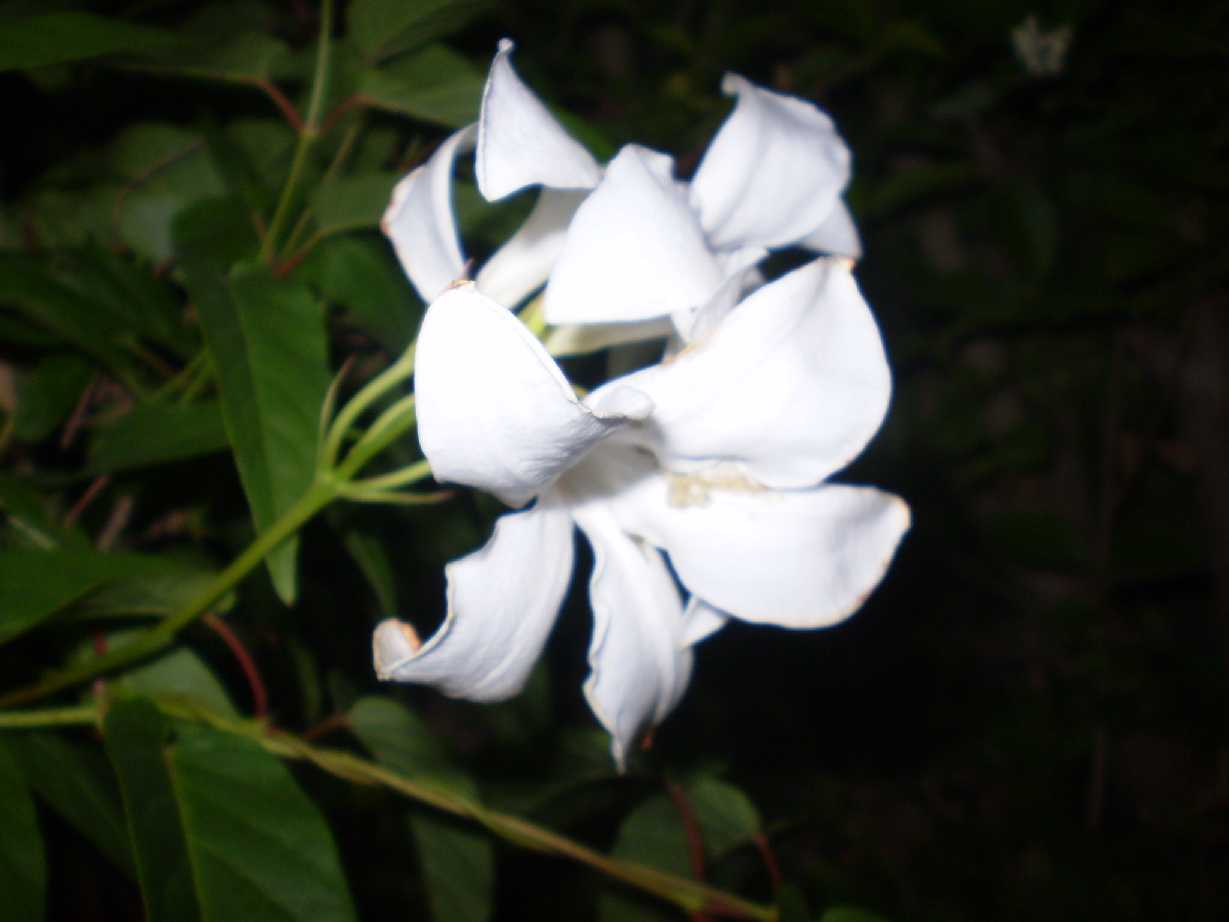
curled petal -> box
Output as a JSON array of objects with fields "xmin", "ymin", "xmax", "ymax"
[
  {"xmin": 382, "ymin": 125, "xmax": 476, "ymax": 304},
  {"xmin": 800, "ymin": 198, "xmax": 862, "ymax": 260},
  {"xmin": 690, "ymin": 74, "xmax": 852, "ymax": 251},
  {"xmin": 415, "ymin": 283, "xmax": 651, "ymax": 506},
  {"xmin": 544, "ymin": 144, "xmax": 724, "ymax": 326},
  {"xmin": 573, "ymin": 503, "xmax": 692, "ymax": 770},
  {"xmin": 477, "ymin": 39, "xmax": 602, "ymax": 201},
  {"xmin": 583, "ymin": 448, "xmax": 910, "ymax": 628},
  {"xmin": 608, "ymin": 257, "xmax": 892, "ymax": 488},
  {"xmin": 374, "ymin": 501, "xmax": 574, "ymax": 700},
  {"xmin": 476, "ymin": 188, "xmax": 587, "ymax": 308}
]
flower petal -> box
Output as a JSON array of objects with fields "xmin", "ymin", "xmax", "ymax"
[
  {"xmin": 800, "ymin": 197, "xmax": 862, "ymax": 260},
  {"xmin": 582, "ymin": 448, "xmax": 910, "ymax": 628},
  {"xmin": 544, "ymin": 317, "xmax": 675, "ymax": 357},
  {"xmin": 415, "ymin": 283, "xmax": 651, "ymax": 506},
  {"xmin": 690, "ymin": 74, "xmax": 851, "ymax": 251},
  {"xmin": 543, "ymin": 144, "xmax": 725, "ymax": 326},
  {"xmin": 682, "ymin": 597, "xmax": 729, "ymax": 646},
  {"xmin": 476, "ymin": 188, "xmax": 587, "ymax": 308},
  {"xmin": 605, "ymin": 257, "xmax": 892, "ymax": 488},
  {"xmin": 476, "ymin": 39, "xmax": 602, "ymax": 201},
  {"xmin": 373, "ymin": 500, "xmax": 574, "ymax": 700},
  {"xmin": 382, "ymin": 125, "xmax": 476, "ymax": 304},
  {"xmin": 572, "ymin": 502, "xmax": 692, "ymax": 770}
]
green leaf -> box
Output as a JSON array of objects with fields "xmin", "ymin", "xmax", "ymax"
[
  {"xmin": 409, "ymin": 813, "xmax": 494, "ymax": 922},
  {"xmin": 104, "ymin": 699, "xmax": 358, "ymax": 922},
  {"xmin": 0, "ymin": 12, "xmax": 178, "ymax": 72},
  {"xmin": 348, "ymin": 696, "xmax": 452, "ymax": 780},
  {"xmin": 341, "ymin": 529, "xmax": 398, "ymax": 612},
  {"xmin": 89, "ymin": 401, "xmax": 230, "ymax": 473},
  {"xmin": 103, "ymin": 699, "xmax": 204, "ymax": 920},
  {"xmin": 143, "ymin": 32, "xmax": 294, "ymax": 84},
  {"xmin": 111, "ymin": 644, "xmax": 237, "ymax": 717},
  {"xmin": 598, "ymin": 794, "xmax": 689, "ymax": 922},
  {"xmin": 0, "ymin": 549, "xmax": 210, "ymax": 645},
  {"xmin": 12, "ymin": 354, "xmax": 93, "ymax": 443},
  {"xmin": 776, "ymin": 883, "xmax": 810, "ymax": 922},
  {"xmin": 359, "ymin": 44, "xmax": 485, "ymax": 127},
  {"xmin": 0, "ymin": 738, "xmax": 45, "ymax": 922},
  {"xmin": 348, "ymin": 0, "xmax": 491, "ymax": 62},
  {"xmin": 169, "ymin": 723, "xmax": 358, "ymax": 921},
  {"xmin": 0, "ymin": 254, "xmax": 139, "ymax": 382},
  {"xmin": 312, "ymin": 173, "xmax": 400, "ymax": 238},
  {"xmin": 302, "ymin": 235, "xmax": 421, "ymax": 354},
  {"xmin": 685, "ymin": 776, "xmax": 761, "ymax": 860},
  {"xmin": 109, "ymin": 125, "xmax": 227, "ymax": 263},
  {"xmin": 0, "ymin": 475, "xmax": 89, "ymax": 551},
  {"xmin": 176, "ymin": 203, "xmax": 330, "ymax": 605},
  {"xmin": 10, "ymin": 732, "xmax": 133, "ymax": 875}
]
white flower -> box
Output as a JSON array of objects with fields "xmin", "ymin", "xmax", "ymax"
[
  {"xmin": 372, "ymin": 257, "xmax": 909, "ymax": 767},
  {"xmin": 382, "ymin": 39, "xmax": 861, "ymax": 350}
]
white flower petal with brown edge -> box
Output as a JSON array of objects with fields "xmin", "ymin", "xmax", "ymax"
[
  {"xmin": 572, "ymin": 502, "xmax": 692, "ymax": 770},
  {"xmin": 381, "ymin": 125, "xmax": 476, "ymax": 304},
  {"xmin": 476, "ymin": 39, "xmax": 602, "ymax": 201},
  {"xmin": 604, "ymin": 257, "xmax": 892, "ymax": 489},
  {"xmin": 585, "ymin": 449, "xmax": 910, "ymax": 629},
  {"xmin": 373, "ymin": 500, "xmax": 574, "ymax": 700},
  {"xmin": 543, "ymin": 144, "xmax": 725, "ymax": 326},
  {"xmin": 415, "ymin": 283, "xmax": 651, "ymax": 506},
  {"xmin": 690, "ymin": 74, "xmax": 852, "ymax": 251}
]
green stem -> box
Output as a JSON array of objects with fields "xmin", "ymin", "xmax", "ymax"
[
  {"xmin": 0, "ymin": 478, "xmax": 340, "ymax": 708},
  {"xmin": 349, "ymin": 459, "xmax": 431, "ymax": 491},
  {"xmin": 281, "ymin": 116, "xmax": 364, "ymax": 259},
  {"xmin": 334, "ymin": 395, "xmax": 416, "ymax": 480},
  {"xmin": 170, "ymin": 702, "xmax": 776, "ymax": 921},
  {"xmin": 323, "ymin": 345, "xmax": 415, "ymax": 467},
  {"xmin": 0, "ymin": 705, "xmax": 97, "ymax": 729},
  {"xmin": 260, "ymin": 0, "xmax": 334, "ymax": 263}
]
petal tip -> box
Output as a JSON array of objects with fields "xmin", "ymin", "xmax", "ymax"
[{"xmin": 373, "ymin": 618, "xmax": 422, "ymax": 679}]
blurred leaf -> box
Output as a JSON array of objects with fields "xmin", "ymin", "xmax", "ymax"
[
  {"xmin": 776, "ymin": 883, "xmax": 810, "ymax": 922},
  {"xmin": 0, "ymin": 739, "xmax": 45, "ymax": 922},
  {"xmin": 12, "ymin": 354, "xmax": 93, "ymax": 443},
  {"xmin": 818, "ymin": 908, "xmax": 892, "ymax": 922},
  {"xmin": 348, "ymin": 0, "xmax": 491, "ymax": 63},
  {"xmin": 176, "ymin": 202, "xmax": 329, "ymax": 605},
  {"xmin": 10, "ymin": 732, "xmax": 133, "ymax": 875},
  {"xmin": 410, "ymin": 814, "xmax": 494, "ymax": 922},
  {"xmin": 142, "ymin": 32, "xmax": 294, "ymax": 84},
  {"xmin": 598, "ymin": 794, "xmax": 690, "ymax": 922},
  {"xmin": 348, "ymin": 696, "xmax": 452, "ymax": 780},
  {"xmin": 359, "ymin": 44, "xmax": 485, "ymax": 127},
  {"xmin": 77, "ymin": 559, "xmax": 230, "ymax": 619},
  {"xmin": 341, "ymin": 529, "xmax": 398, "ymax": 612},
  {"xmin": 89, "ymin": 401, "xmax": 229, "ymax": 473},
  {"xmin": 685, "ymin": 776, "xmax": 761, "ymax": 860},
  {"xmin": 110, "ymin": 124, "xmax": 227, "ymax": 263},
  {"xmin": 0, "ymin": 12, "xmax": 177, "ymax": 72},
  {"xmin": 0, "ymin": 255, "xmax": 137, "ymax": 380},
  {"xmin": 302, "ymin": 235, "xmax": 421, "ymax": 353},
  {"xmin": 104, "ymin": 699, "xmax": 358, "ymax": 921},
  {"xmin": 0, "ymin": 550, "xmax": 219, "ymax": 645},
  {"xmin": 312, "ymin": 172, "xmax": 400, "ymax": 237},
  {"xmin": 227, "ymin": 118, "xmax": 297, "ymax": 188}
]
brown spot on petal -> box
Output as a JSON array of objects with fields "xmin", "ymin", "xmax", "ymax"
[{"xmin": 373, "ymin": 618, "xmax": 423, "ymax": 678}]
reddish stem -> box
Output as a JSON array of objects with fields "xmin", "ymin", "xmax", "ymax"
[
  {"xmin": 203, "ymin": 613, "xmax": 268, "ymax": 717},
  {"xmin": 60, "ymin": 376, "xmax": 98, "ymax": 450},
  {"xmin": 319, "ymin": 93, "xmax": 367, "ymax": 137},
  {"xmin": 666, "ymin": 781, "xmax": 713, "ymax": 922},
  {"xmin": 256, "ymin": 79, "xmax": 305, "ymax": 132},
  {"xmin": 302, "ymin": 712, "xmax": 352, "ymax": 742},
  {"xmin": 65, "ymin": 475, "xmax": 111, "ymax": 528},
  {"xmin": 752, "ymin": 833, "xmax": 783, "ymax": 894}
]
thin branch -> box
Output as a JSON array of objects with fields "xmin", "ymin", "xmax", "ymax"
[{"xmin": 203, "ymin": 613, "xmax": 269, "ymax": 718}]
